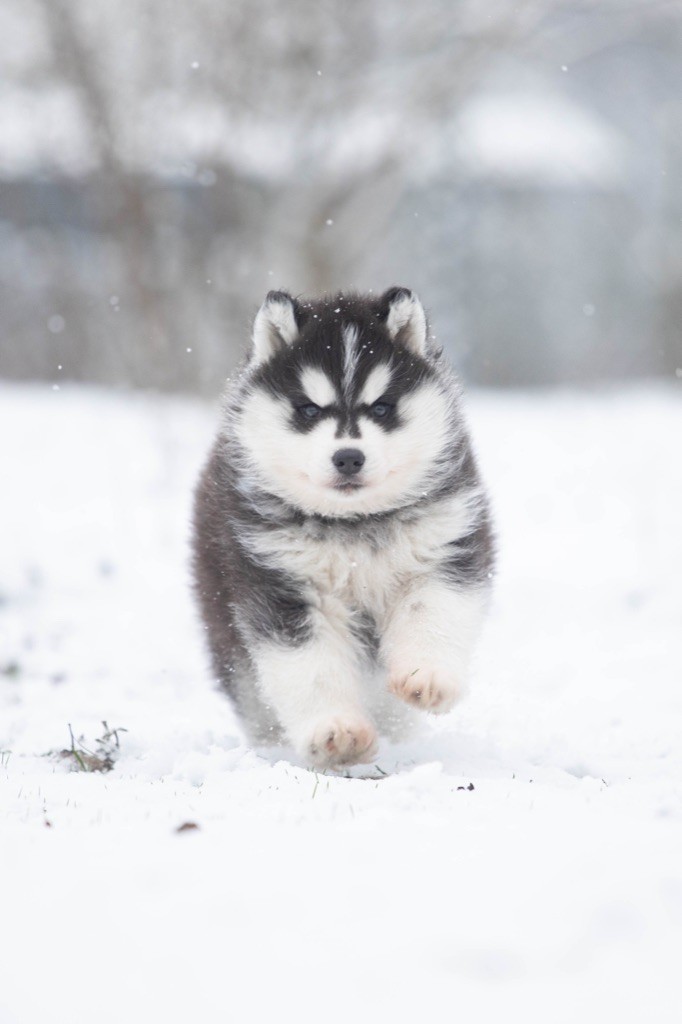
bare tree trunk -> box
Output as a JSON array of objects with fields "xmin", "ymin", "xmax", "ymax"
[{"xmin": 39, "ymin": 0, "xmax": 170, "ymax": 379}]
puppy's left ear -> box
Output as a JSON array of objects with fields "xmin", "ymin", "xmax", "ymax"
[
  {"xmin": 251, "ymin": 290, "xmax": 300, "ymax": 365},
  {"xmin": 380, "ymin": 286, "xmax": 428, "ymax": 357}
]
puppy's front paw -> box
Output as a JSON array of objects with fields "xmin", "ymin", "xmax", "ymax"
[
  {"xmin": 304, "ymin": 715, "xmax": 378, "ymax": 769},
  {"xmin": 388, "ymin": 665, "xmax": 462, "ymax": 715}
]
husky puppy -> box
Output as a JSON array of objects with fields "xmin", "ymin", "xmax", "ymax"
[{"xmin": 192, "ymin": 287, "xmax": 494, "ymax": 768}]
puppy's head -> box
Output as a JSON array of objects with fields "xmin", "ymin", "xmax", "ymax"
[{"xmin": 233, "ymin": 287, "xmax": 457, "ymax": 518}]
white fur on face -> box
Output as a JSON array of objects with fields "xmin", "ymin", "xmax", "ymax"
[
  {"xmin": 299, "ymin": 367, "xmax": 337, "ymax": 407},
  {"xmin": 358, "ymin": 363, "xmax": 392, "ymax": 406},
  {"xmin": 342, "ymin": 324, "xmax": 359, "ymax": 398},
  {"xmin": 234, "ymin": 378, "xmax": 456, "ymax": 518}
]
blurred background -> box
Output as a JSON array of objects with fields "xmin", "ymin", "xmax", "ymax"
[{"xmin": 1, "ymin": 0, "xmax": 682, "ymax": 392}]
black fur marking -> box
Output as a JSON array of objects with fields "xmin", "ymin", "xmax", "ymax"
[
  {"xmin": 192, "ymin": 442, "xmax": 313, "ymax": 701},
  {"xmin": 266, "ymin": 289, "xmax": 298, "ymax": 307},
  {"xmin": 350, "ymin": 608, "xmax": 381, "ymax": 660},
  {"xmin": 442, "ymin": 514, "xmax": 496, "ymax": 588},
  {"xmin": 378, "ymin": 286, "xmax": 413, "ymax": 311}
]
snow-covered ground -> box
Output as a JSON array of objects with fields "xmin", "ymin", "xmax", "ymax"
[{"xmin": 1, "ymin": 381, "xmax": 681, "ymax": 1024}]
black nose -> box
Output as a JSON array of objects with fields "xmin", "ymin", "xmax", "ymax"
[{"xmin": 332, "ymin": 448, "xmax": 365, "ymax": 476}]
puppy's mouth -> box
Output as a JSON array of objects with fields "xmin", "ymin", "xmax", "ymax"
[{"xmin": 332, "ymin": 478, "xmax": 365, "ymax": 492}]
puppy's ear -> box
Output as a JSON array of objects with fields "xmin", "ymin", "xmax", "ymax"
[
  {"xmin": 380, "ymin": 286, "xmax": 428, "ymax": 357},
  {"xmin": 251, "ymin": 290, "xmax": 300, "ymax": 365}
]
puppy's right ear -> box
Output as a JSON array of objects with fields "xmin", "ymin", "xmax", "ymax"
[
  {"xmin": 251, "ymin": 291, "xmax": 300, "ymax": 366},
  {"xmin": 379, "ymin": 286, "xmax": 428, "ymax": 357}
]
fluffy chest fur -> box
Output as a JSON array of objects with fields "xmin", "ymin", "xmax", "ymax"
[{"xmin": 241, "ymin": 488, "xmax": 482, "ymax": 625}]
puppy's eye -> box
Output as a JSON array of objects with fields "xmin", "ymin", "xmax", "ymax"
[
  {"xmin": 371, "ymin": 401, "xmax": 393, "ymax": 419},
  {"xmin": 298, "ymin": 403, "xmax": 321, "ymax": 420}
]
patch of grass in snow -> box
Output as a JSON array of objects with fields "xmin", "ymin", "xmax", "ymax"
[{"xmin": 55, "ymin": 721, "xmax": 128, "ymax": 773}]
